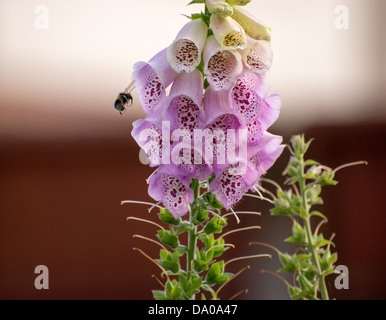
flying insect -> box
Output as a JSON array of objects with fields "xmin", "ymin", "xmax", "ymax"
[{"xmin": 114, "ymin": 81, "xmax": 135, "ymax": 115}]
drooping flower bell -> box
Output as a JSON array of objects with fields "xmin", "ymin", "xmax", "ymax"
[
  {"xmin": 230, "ymin": 70, "xmax": 281, "ymax": 144},
  {"xmin": 131, "ymin": 48, "xmax": 177, "ymax": 114},
  {"xmin": 240, "ymin": 38, "xmax": 273, "ymax": 76},
  {"xmin": 203, "ymin": 35, "xmax": 243, "ymax": 91},
  {"xmin": 162, "ymin": 70, "xmax": 214, "ymax": 180},
  {"xmin": 148, "ymin": 165, "xmax": 194, "ymax": 218},
  {"xmin": 209, "ymin": 132, "xmax": 284, "ymax": 209},
  {"xmin": 167, "ymin": 18, "xmax": 208, "ymax": 73},
  {"xmin": 210, "ymin": 14, "xmax": 247, "ymax": 49}
]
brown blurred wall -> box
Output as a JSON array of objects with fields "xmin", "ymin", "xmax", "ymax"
[{"xmin": 0, "ymin": 122, "xmax": 385, "ymax": 300}]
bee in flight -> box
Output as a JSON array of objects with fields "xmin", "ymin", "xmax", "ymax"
[{"xmin": 114, "ymin": 81, "xmax": 135, "ymax": 115}]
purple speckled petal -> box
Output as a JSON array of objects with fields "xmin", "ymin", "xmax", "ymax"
[
  {"xmin": 167, "ymin": 19, "xmax": 208, "ymax": 73},
  {"xmin": 131, "ymin": 48, "xmax": 177, "ymax": 113},
  {"xmin": 148, "ymin": 166, "xmax": 194, "ymax": 218},
  {"xmin": 203, "ymin": 35, "xmax": 243, "ymax": 91}
]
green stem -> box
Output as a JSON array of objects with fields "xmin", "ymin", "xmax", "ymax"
[
  {"xmin": 187, "ymin": 179, "xmax": 199, "ymax": 299},
  {"xmin": 299, "ymin": 159, "xmax": 329, "ymax": 300}
]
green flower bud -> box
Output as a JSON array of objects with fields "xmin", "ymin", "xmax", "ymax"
[
  {"xmin": 226, "ymin": 0, "xmax": 251, "ymax": 5},
  {"xmin": 206, "ymin": 0, "xmax": 233, "ymax": 18},
  {"xmin": 231, "ymin": 6, "xmax": 271, "ymax": 41}
]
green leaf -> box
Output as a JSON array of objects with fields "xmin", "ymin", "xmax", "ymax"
[
  {"xmin": 212, "ymin": 238, "xmax": 227, "ymax": 258},
  {"xmin": 286, "ymin": 159, "xmax": 300, "ymax": 177},
  {"xmin": 192, "ymin": 277, "xmax": 202, "ymax": 290},
  {"xmin": 192, "ymin": 206, "xmax": 209, "ymax": 225},
  {"xmin": 198, "ymin": 232, "xmax": 209, "ymax": 245},
  {"xmin": 158, "ymin": 208, "xmax": 181, "ymax": 226},
  {"xmin": 200, "ymin": 284, "xmax": 216, "ymax": 297},
  {"xmin": 152, "ymin": 290, "xmax": 170, "ymax": 300},
  {"xmin": 179, "ymin": 274, "xmax": 200, "ymax": 298},
  {"xmin": 175, "ymin": 246, "xmax": 187, "ymax": 257},
  {"xmin": 205, "ymin": 261, "xmax": 230, "ymax": 285},
  {"xmin": 176, "ymin": 221, "xmax": 194, "ymax": 235},
  {"xmin": 321, "ymin": 269, "xmax": 336, "ymax": 277},
  {"xmin": 303, "ymin": 266, "xmax": 317, "ymax": 281},
  {"xmin": 299, "ymin": 205, "xmax": 308, "ymax": 219},
  {"xmin": 310, "ymin": 210, "xmax": 328, "ymax": 221},
  {"xmin": 171, "ymin": 285, "xmax": 182, "ymax": 299},
  {"xmin": 278, "ymin": 253, "xmax": 298, "ymax": 273},
  {"xmin": 204, "ymin": 78, "xmax": 210, "ymax": 89},
  {"xmin": 187, "ymin": 0, "xmax": 205, "ymax": 5},
  {"xmin": 315, "ymin": 171, "xmax": 338, "ymax": 186},
  {"xmin": 285, "ymin": 222, "xmax": 306, "ymax": 245},
  {"xmin": 328, "ymin": 252, "xmax": 338, "ymax": 265},
  {"xmin": 202, "ymin": 192, "xmax": 223, "ymax": 210},
  {"xmin": 159, "ymin": 249, "xmax": 168, "ymax": 261},
  {"xmin": 193, "ymin": 259, "xmax": 209, "ymax": 272},
  {"xmin": 314, "ymin": 238, "xmax": 334, "ymax": 248},
  {"xmin": 157, "ymin": 229, "xmax": 179, "ymax": 249},
  {"xmin": 203, "ymin": 216, "xmax": 227, "ymax": 234},
  {"xmin": 204, "ymin": 247, "xmax": 214, "ymax": 262},
  {"xmin": 306, "ymin": 185, "xmax": 323, "ymax": 205},
  {"xmin": 304, "ymin": 159, "xmax": 320, "ymax": 166},
  {"xmin": 190, "ymin": 13, "xmax": 203, "ymax": 20},
  {"xmin": 297, "ymin": 274, "xmax": 314, "ymax": 293},
  {"xmin": 320, "ymin": 251, "xmax": 337, "ymax": 271},
  {"xmin": 270, "ymin": 206, "xmax": 292, "ymax": 216},
  {"xmin": 156, "ymin": 251, "xmax": 180, "ymax": 273},
  {"xmin": 288, "ymin": 286, "xmax": 301, "ymax": 299}
]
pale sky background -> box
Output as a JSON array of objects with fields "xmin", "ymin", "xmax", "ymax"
[{"xmin": 0, "ymin": 0, "xmax": 385, "ymax": 140}]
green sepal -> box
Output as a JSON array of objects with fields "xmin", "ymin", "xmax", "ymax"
[
  {"xmin": 187, "ymin": 0, "xmax": 205, "ymax": 5},
  {"xmin": 290, "ymin": 135, "xmax": 313, "ymax": 160},
  {"xmin": 306, "ymin": 185, "xmax": 323, "ymax": 205},
  {"xmin": 310, "ymin": 210, "xmax": 328, "ymax": 221},
  {"xmin": 179, "ymin": 274, "xmax": 202, "ymax": 298},
  {"xmin": 285, "ymin": 158, "xmax": 300, "ymax": 177},
  {"xmin": 303, "ymin": 266, "xmax": 317, "ymax": 281},
  {"xmin": 304, "ymin": 159, "xmax": 320, "ymax": 166},
  {"xmin": 284, "ymin": 222, "xmax": 306, "ymax": 245},
  {"xmin": 175, "ymin": 246, "xmax": 187, "ymax": 257},
  {"xmin": 278, "ymin": 253, "xmax": 298, "ymax": 273},
  {"xmin": 320, "ymin": 251, "xmax": 337, "ymax": 272},
  {"xmin": 188, "ymin": 11, "xmax": 210, "ymax": 27},
  {"xmin": 156, "ymin": 250, "xmax": 180, "ymax": 273},
  {"xmin": 203, "ymin": 216, "xmax": 227, "ymax": 234},
  {"xmin": 176, "ymin": 221, "xmax": 194, "ymax": 235},
  {"xmin": 157, "ymin": 228, "xmax": 179, "ymax": 249},
  {"xmin": 202, "ymin": 192, "xmax": 223, "ymax": 210},
  {"xmin": 204, "ymin": 78, "xmax": 210, "ymax": 89},
  {"xmin": 193, "ymin": 259, "xmax": 209, "ymax": 272},
  {"xmin": 212, "ymin": 237, "xmax": 227, "ymax": 258},
  {"xmin": 158, "ymin": 208, "xmax": 181, "ymax": 226},
  {"xmin": 191, "ymin": 205, "xmax": 209, "ymax": 226},
  {"xmin": 152, "ymin": 290, "xmax": 171, "ymax": 300},
  {"xmin": 164, "ymin": 280, "xmax": 183, "ymax": 300},
  {"xmin": 315, "ymin": 171, "xmax": 338, "ymax": 186},
  {"xmin": 297, "ymin": 274, "xmax": 314, "ymax": 293},
  {"xmin": 313, "ymin": 233, "xmax": 335, "ymax": 248},
  {"xmin": 205, "ymin": 261, "xmax": 231, "ymax": 285}
]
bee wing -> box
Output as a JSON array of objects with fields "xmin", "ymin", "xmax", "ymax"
[{"xmin": 124, "ymin": 81, "xmax": 135, "ymax": 94}]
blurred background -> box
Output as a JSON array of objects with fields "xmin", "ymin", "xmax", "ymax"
[{"xmin": 0, "ymin": 0, "xmax": 385, "ymax": 300}]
